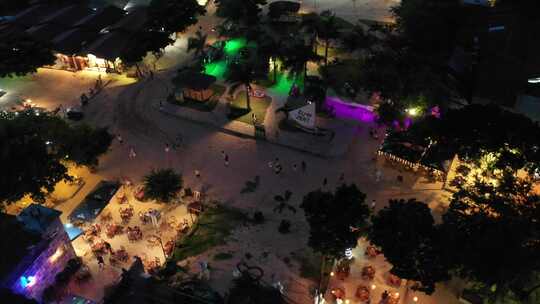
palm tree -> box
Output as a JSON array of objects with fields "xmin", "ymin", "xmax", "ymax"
[
  {"xmin": 282, "ymin": 39, "xmax": 322, "ymax": 82},
  {"xmin": 300, "ymin": 13, "xmax": 320, "ymax": 52},
  {"xmin": 340, "ymin": 24, "xmax": 375, "ymax": 53},
  {"xmin": 226, "ymin": 60, "xmax": 257, "ymax": 110},
  {"xmin": 257, "ymin": 32, "xmax": 283, "ymax": 84},
  {"xmin": 187, "ymin": 30, "xmax": 208, "ymax": 60},
  {"xmin": 318, "ymin": 10, "xmax": 341, "ymax": 66}
]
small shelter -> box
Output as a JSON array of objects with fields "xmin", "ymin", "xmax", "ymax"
[{"xmin": 173, "ymin": 70, "xmax": 217, "ymax": 102}]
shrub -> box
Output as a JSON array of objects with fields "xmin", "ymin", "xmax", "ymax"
[
  {"xmin": 253, "ymin": 211, "xmax": 265, "ymax": 224},
  {"xmin": 278, "ymin": 220, "xmax": 291, "ymax": 234}
]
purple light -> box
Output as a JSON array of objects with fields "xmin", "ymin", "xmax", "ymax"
[{"xmin": 325, "ymin": 97, "xmax": 376, "ymax": 123}]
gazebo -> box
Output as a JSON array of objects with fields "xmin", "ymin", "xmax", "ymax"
[{"xmin": 173, "ymin": 70, "xmax": 217, "ymax": 102}]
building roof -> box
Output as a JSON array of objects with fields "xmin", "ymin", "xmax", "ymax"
[
  {"xmin": 82, "ymin": 31, "xmax": 132, "ymax": 60},
  {"xmin": 74, "ymin": 6, "xmax": 126, "ymax": 31},
  {"xmin": 17, "ymin": 204, "xmax": 62, "ymax": 234},
  {"xmin": 39, "ymin": 5, "xmax": 94, "ymax": 28},
  {"xmin": 53, "ymin": 28, "xmax": 100, "ymax": 54},
  {"xmin": 109, "ymin": 7, "xmax": 147, "ymax": 33},
  {"xmin": 10, "ymin": 5, "xmax": 59, "ymax": 28},
  {"xmin": 26, "ymin": 23, "xmax": 67, "ymax": 42},
  {"xmin": 0, "ymin": 213, "xmax": 43, "ymax": 281}
]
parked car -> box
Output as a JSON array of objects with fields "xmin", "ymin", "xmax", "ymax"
[{"xmin": 66, "ymin": 107, "xmax": 84, "ymax": 120}]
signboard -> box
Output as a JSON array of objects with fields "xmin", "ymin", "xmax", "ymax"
[{"xmin": 289, "ymin": 102, "xmax": 316, "ymax": 129}]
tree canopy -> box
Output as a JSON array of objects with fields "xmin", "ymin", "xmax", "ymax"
[
  {"xmin": 300, "ymin": 184, "xmax": 370, "ymax": 259},
  {"xmin": 147, "ymin": 0, "xmax": 206, "ymax": 34},
  {"xmin": 442, "ymin": 171, "xmax": 540, "ymax": 302},
  {"xmin": 143, "ymin": 168, "xmax": 182, "ymax": 202},
  {"xmin": 0, "ymin": 33, "xmax": 56, "ymax": 78},
  {"xmin": 0, "ymin": 111, "xmax": 113, "ymax": 205},
  {"xmin": 369, "ymin": 199, "xmax": 450, "ymax": 294},
  {"xmin": 404, "ymin": 104, "xmax": 540, "ymax": 172},
  {"xmin": 215, "ymin": 0, "xmax": 267, "ymax": 26}
]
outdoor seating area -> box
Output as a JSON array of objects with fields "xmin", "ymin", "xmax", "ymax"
[{"xmin": 327, "ymin": 239, "xmax": 413, "ymax": 304}]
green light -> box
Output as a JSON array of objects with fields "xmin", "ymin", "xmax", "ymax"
[
  {"xmin": 224, "ymin": 38, "xmax": 247, "ymax": 56},
  {"xmin": 270, "ymin": 73, "xmax": 303, "ymax": 96},
  {"xmin": 204, "ymin": 60, "xmax": 227, "ymax": 78}
]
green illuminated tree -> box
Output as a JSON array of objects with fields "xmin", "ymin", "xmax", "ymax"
[{"xmin": 226, "ymin": 60, "xmax": 259, "ymax": 110}]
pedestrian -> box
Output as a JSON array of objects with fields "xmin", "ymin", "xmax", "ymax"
[
  {"xmin": 97, "ymin": 255, "xmax": 105, "ymax": 269},
  {"xmin": 268, "ymin": 161, "xmax": 273, "ymax": 168},
  {"xmin": 339, "ymin": 173, "xmax": 345, "ymax": 182},
  {"xmin": 149, "ymin": 70, "xmax": 154, "ymax": 80},
  {"xmin": 224, "ymin": 154, "xmax": 229, "ymax": 167},
  {"xmin": 104, "ymin": 241, "xmax": 113, "ymax": 254},
  {"xmin": 221, "ymin": 150, "xmax": 226, "ymax": 159},
  {"xmin": 292, "ymin": 164, "xmax": 297, "ymax": 172},
  {"xmin": 301, "ymin": 161, "xmax": 306, "ymax": 173},
  {"xmin": 375, "ymin": 169, "xmax": 382, "ymax": 182},
  {"xmin": 195, "ymin": 170, "xmax": 201, "ymax": 178},
  {"xmin": 129, "ymin": 146, "xmax": 136, "ymax": 159},
  {"xmin": 323, "ymin": 177, "xmax": 327, "ymax": 186},
  {"xmin": 371, "ymin": 199, "xmax": 376, "ymax": 209},
  {"xmin": 165, "ymin": 143, "xmax": 170, "ymax": 153},
  {"xmin": 117, "ymin": 135, "xmax": 123, "ymax": 145}
]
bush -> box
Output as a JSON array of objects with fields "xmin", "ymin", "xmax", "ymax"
[
  {"xmin": 253, "ymin": 211, "xmax": 265, "ymax": 224},
  {"xmin": 278, "ymin": 220, "xmax": 291, "ymax": 234},
  {"xmin": 143, "ymin": 168, "xmax": 183, "ymax": 202}
]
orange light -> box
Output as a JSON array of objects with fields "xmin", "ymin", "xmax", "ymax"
[
  {"xmin": 371, "ymin": 284, "xmax": 376, "ymax": 290},
  {"xmin": 49, "ymin": 247, "xmax": 64, "ymax": 263},
  {"xmin": 413, "ymin": 296, "xmax": 419, "ymax": 302},
  {"xmin": 394, "ymin": 292, "xmax": 400, "ymax": 298},
  {"xmin": 330, "ymin": 272, "xmax": 335, "ymax": 276}
]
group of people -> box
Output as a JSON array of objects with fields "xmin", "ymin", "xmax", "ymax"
[{"xmin": 268, "ymin": 158, "xmax": 307, "ymax": 175}]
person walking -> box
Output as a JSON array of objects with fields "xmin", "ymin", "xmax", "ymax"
[
  {"xmin": 339, "ymin": 173, "xmax": 345, "ymax": 182},
  {"xmin": 97, "ymin": 255, "xmax": 105, "ymax": 269},
  {"xmin": 221, "ymin": 150, "xmax": 226, "ymax": 159},
  {"xmin": 323, "ymin": 177, "xmax": 327, "ymax": 186},
  {"xmin": 292, "ymin": 164, "xmax": 298, "ymax": 172},
  {"xmin": 195, "ymin": 170, "xmax": 201, "ymax": 179},
  {"xmin": 224, "ymin": 154, "xmax": 229, "ymax": 167},
  {"xmin": 371, "ymin": 199, "xmax": 376, "ymax": 210},
  {"xmin": 301, "ymin": 161, "xmax": 306, "ymax": 173},
  {"xmin": 117, "ymin": 135, "xmax": 123, "ymax": 145}
]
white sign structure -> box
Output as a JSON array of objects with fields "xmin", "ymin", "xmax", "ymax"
[{"xmin": 289, "ymin": 102, "xmax": 316, "ymax": 129}]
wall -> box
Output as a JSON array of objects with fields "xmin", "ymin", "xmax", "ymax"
[{"xmin": 9, "ymin": 218, "xmax": 76, "ymax": 302}]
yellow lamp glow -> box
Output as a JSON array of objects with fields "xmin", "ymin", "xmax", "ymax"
[{"xmin": 49, "ymin": 247, "xmax": 64, "ymax": 263}]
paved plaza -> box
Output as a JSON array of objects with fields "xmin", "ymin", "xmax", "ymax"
[{"xmin": 1, "ymin": 1, "xmax": 462, "ymax": 303}]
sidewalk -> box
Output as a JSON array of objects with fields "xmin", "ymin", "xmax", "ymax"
[{"xmin": 159, "ymin": 95, "xmax": 360, "ymax": 158}]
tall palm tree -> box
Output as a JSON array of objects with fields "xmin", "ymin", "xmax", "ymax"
[
  {"xmin": 300, "ymin": 13, "xmax": 320, "ymax": 52},
  {"xmin": 318, "ymin": 10, "xmax": 341, "ymax": 66},
  {"xmin": 282, "ymin": 39, "xmax": 322, "ymax": 82},
  {"xmin": 257, "ymin": 32, "xmax": 283, "ymax": 84},
  {"xmin": 226, "ymin": 60, "xmax": 257, "ymax": 110},
  {"xmin": 187, "ymin": 30, "xmax": 208, "ymax": 60}
]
